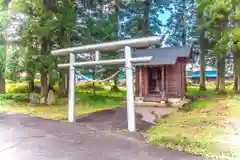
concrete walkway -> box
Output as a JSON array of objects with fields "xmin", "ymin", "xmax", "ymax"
[{"xmin": 0, "ymin": 111, "xmax": 207, "ymax": 160}]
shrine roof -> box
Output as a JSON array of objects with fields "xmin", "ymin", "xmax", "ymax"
[{"xmin": 132, "ymin": 46, "xmax": 192, "ymax": 66}]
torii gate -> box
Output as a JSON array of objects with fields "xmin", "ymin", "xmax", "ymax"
[{"xmin": 51, "ymin": 36, "xmax": 162, "ymax": 132}]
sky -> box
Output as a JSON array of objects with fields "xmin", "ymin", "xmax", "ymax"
[{"xmin": 161, "ymin": 9, "xmax": 171, "ymax": 25}]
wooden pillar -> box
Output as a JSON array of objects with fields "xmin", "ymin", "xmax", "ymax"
[
  {"xmin": 139, "ymin": 67, "xmax": 143, "ymax": 98},
  {"xmin": 161, "ymin": 65, "xmax": 165, "ymax": 92},
  {"xmin": 166, "ymin": 65, "xmax": 168, "ymax": 95},
  {"xmin": 143, "ymin": 67, "xmax": 148, "ymax": 96},
  {"xmin": 181, "ymin": 62, "xmax": 185, "ymax": 99},
  {"xmin": 135, "ymin": 67, "xmax": 139, "ymax": 97}
]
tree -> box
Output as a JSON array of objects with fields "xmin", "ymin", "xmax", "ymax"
[
  {"xmin": 230, "ymin": 0, "xmax": 240, "ymax": 92},
  {"xmin": 165, "ymin": 0, "xmax": 196, "ymax": 47},
  {"xmin": 8, "ymin": 0, "xmax": 77, "ymax": 102},
  {"xmin": 0, "ymin": 0, "xmax": 12, "ymax": 92},
  {"xmin": 201, "ymin": 0, "xmax": 233, "ymax": 93}
]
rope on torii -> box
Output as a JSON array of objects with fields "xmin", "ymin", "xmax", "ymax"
[
  {"xmin": 75, "ymin": 65, "xmax": 134, "ymax": 83},
  {"xmin": 75, "ymin": 67, "xmax": 123, "ymax": 83}
]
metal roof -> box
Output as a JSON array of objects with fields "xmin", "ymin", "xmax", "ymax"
[
  {"xmin": 187, "ymin": 71, "xmax": 233, "ymax": 78},
  {"xmin": 132, "ymin": 46, "xmax": 191, "ymax": 66}
]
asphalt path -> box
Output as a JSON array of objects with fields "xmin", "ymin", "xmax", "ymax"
[{"xmin": 0, "ymin": 111, "xmax": 208, "ymax": 160}]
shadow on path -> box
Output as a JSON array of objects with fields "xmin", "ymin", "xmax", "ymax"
[{"xmin": 76, "ymin": 107, "xmax": 154, "ymax": 132}]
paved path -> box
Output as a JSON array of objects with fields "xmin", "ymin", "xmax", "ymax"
[{"xmin": 0, "ymin": 111, "xmax": 207, "ymax": 160}]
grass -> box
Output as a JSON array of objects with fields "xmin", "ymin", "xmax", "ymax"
[
  {"xmin": 1, "ymin": 81, "xmax": 126, "ymax": 120},
  {"xmin": 186, "ymin": 81, "xmax": 234, "ymax": 97},
  {"xmin": 0, "ymin": 92, "xmax": 124, "ymax": 120},
  {"xmin": 148, "ymin": 84, "xmax": 240, "ymax": 159}
]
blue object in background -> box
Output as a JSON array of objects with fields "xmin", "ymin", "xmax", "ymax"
[
  {"xmin": 76, "ymin": 74, "xmax": 93, "ymax": 81},
  {"xmin": 190, "ymin": 71, "xmax": 217, "ymax": 78}
]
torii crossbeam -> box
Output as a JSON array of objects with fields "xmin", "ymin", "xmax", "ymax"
[{"xmin": 51, "ymin": 36, "xmax": 162, "ymax": 132}]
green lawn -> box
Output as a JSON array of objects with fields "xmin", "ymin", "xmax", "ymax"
[
  {"xmin": 0, "ymin": 93, "xmax": 124, "ymax": 120},
  {"xmin": 148, "ymin": 84, "xmax": 240, "ymax": 159},
  {"xmin": 0, "ymin": 81, "xmax": 126, "ymax": 120}
]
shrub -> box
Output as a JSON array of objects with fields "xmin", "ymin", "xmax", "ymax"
[
  {"xmin": 186, "ymin": 79, "xmax": 192, "ymax": 86},
  {"xmin": 76, "ymin": 82, "xmax": 105, "ymax": 91},
  {"xmin": 34, "ymin": 79, "xmax": 40, "ymax": 85},
  {"xmin": 6, "ymin": 82, "xmax": 42, "ymax": 94},
  {"xmin": 0, "ymin": 93, "xmax": 29, "ymax": 102},
  {"xmin": 6, "ymin": 83, "xmax": 28, "ymax": 93}
]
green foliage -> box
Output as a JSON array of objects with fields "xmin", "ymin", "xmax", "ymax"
[
  {"xmin": 76, "ymin": 82, "xmax": 105, "ymax": 91},
  {"xmin": 122, "ymin": 0, "xmax": 168, "ymax": 38},
  {"xmin": 186, "ymin": 79, "xmax": 192, "ymax": 86},
  {"xmin": 0, "ymin": 93, "xmax": 29, "ymax": 102},
  {"xmin": 5, "ymin": 0, "xmax": 77, "ymax": 95},
  {"xmin": 165, "ymin": 0, "xmax": 195, "ymax": 46},
  {"xmin": 6, "ymin": 82, "xmax": 28, "ymax": 93},
  {"xmin": 75, "ymin": 93, "xmax": 124, "ymax": 107},
  {"xmin": 6, "ymin": 81, "xmax": 42, "ymax": 93},
  {"xmin": 0, "ymin": 45, "xmax": 5, "ymax": 74}
]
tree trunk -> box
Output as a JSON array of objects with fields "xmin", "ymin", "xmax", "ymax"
[
  {"xmin": 40, "ymin": 71, "xmax": 48, "ymax": 103},
  {"xmin": 216, "ymin": 57, "xmax": 220, "ymax": 91},
  {"xmin": 28, "ymin": 79, "xmax": 35, "ymax": 93},
  {"xmin": 216, "ymin": 75, "xmax": 220, "ymax": 91},
  {"xmin": 233, "ymin": 76, "xmax": 238, "ymax": 92},
  {"xmin": 199, "ymin": 49, "xmax": 206, "ymax": 91},
  {"xmin": 233, "ymin": 52, "xmax": 238, "ymax": 92},
  {"xmin": 197, "ymin": 9, "xmax": 206, "ymax": 91},
  {"xmin": 114, "ymin": 0, "xmax": 120, "ymax": 36},
  {"xmin": 234, "ymin": 52, "xmax": 240, "ymax": 92},
  {"xmin": 218, "ymin": 55, "xmax": 226, "ymax": 94},
  {"xmin": 114, "ymin": 77, "xmax": 119, "ymax": 89},
  {"xmin": 0, "ymin": 74, "xmax": 5, "ymax": 93},
  {"xmin": 92, "ymin": 71, "xmax": 96, "ymax": 95},
  {"xmin": 238, "ymin": 76, "xmax": 240, "ymax": 93},
  {"xmin": 181, "ymin": 0, "xmax": 187, "ymax": 91},
  {"xmin": 48, "ymin": 73, "xmax": 53, "ymax": 86},
  {"xmin": 181, "ymin": 0, "xmax": 187, "ymax": 47},
  {"xmin": 58, "ymin": 71, "xmax": 67, "ymax": 97},
  {"xmin": 142, "ymin": 1, "xmax": 150, "ymax": 36},
  {"xmin": 111, "ymin": 76, "xmax": 120, "ymax": 92},
  {"xmin": 27, "ymin": 71, "xmax": 35, "ymax": 94}
]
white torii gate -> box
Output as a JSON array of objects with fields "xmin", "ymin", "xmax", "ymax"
[{"xmin": 51, "ymin": 36, "xmax": 162, "ymax": 132}]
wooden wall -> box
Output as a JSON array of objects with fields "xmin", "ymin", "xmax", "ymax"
[
  {"xmin": 135, "ymin": 67, "xmax": 148, "ymax": 98},
  {"xmin": 166, "ymin": 60, "xmax": 185, "ymax": 98},
  {"xmin": 135, "ymin": 61, "xmax": 186, "ymax": 99}
]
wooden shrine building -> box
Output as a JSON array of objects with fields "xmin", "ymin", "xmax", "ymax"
[{"xmin": 133, "ymin": 46, "xmax": 192, "ymax": 102}]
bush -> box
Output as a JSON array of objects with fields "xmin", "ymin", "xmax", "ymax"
[
  {"xmin": 34, "ymin": 79, "xmax": 40, "ymax": 85},
  {"xmin": 76, "ymin": 82, "xmax": 105, "ymax": 91},
  {"xmin": 6, "ymin": 83, "xmax": 28, "ymax": 93},
  {"xmin": 0, "ymin": 93, "xmax": 29, "ymax": 102},
  {"xmin": 6, "ymin": 82, "xmax": 42, "ymax": 94},
  {"xmin": 186, "ymin": 79, "xmax": 192, "ymax": 86}
]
